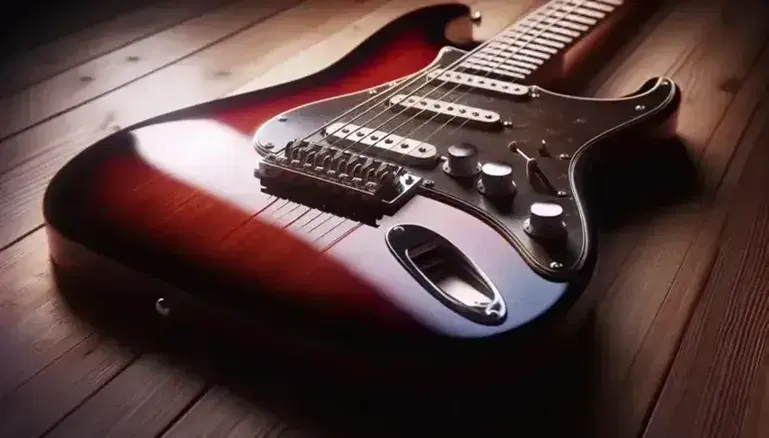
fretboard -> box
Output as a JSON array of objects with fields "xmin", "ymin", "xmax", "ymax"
[{"xmin": 461, "ymin": 0, "xmax": 625, "ymax": 81}]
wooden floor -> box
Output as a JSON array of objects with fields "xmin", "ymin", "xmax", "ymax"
[{"xmin": 2, "ymin": 0, "xmax": 769, "ymax": 436}]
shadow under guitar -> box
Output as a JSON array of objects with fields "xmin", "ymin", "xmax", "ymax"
[
  {"xmin": 587, "ymin": 135, "xmax": 700, "ymax": 231},
  {"xmin": 51, "ymin": 267, "xmax": 602, "ymax": 437},
  {"xmin": 48, "ymin": 125, "xmax": 699, "ymax": 437}
]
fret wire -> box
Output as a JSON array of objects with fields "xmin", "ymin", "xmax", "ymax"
[{"xmin": 462, "ymin": 0, "xmax": 624, "ymax": 80}]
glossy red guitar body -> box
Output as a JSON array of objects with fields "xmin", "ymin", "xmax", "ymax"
[{"xmin": 44, "ymin": 2, "xmax": 680, "ymax": 380}]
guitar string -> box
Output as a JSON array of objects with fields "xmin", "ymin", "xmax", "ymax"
[
  {"xmin": 281, "ymin": 0, "xmax": 560, "ymax": 153},
  {"xmin": 306, "ymin": 0, "xmax": 583, "ymax": 161},
  {"xmin": 283, "ymin": 0, "xmax": 591, "ymax": 239},
  {"xmin": 349, "ymin": 0, "xmax": 591, "ymax": 161},
  {"xmin": 306, "ymin": 1, "xmax": 597, "ymax": 244},
  {"xmin": 301, "ymin": 0, "xmax": 590, "ymax": 242}
]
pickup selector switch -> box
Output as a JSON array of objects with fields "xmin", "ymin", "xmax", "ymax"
[
  {"xmin": 524, "ymin": 202, "xmax": 567, "ymax": 239},
  {"xmin": 477, "ymin": 162, "xmax": 516, "ymax": 197},
  {"xmin": 443, "ymin": 143, "xmax": 480, "ymax": 177}
]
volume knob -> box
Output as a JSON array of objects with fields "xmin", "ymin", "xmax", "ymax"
[
  {"xmin": 524, "ymin": 202, "xmax": 567, "ymax": 239},
  {"xmin": 477, "ymin": 162, "xmax": 516, "ymax": 197},
  {"xmin": 443, "ymin": 143, "xmax": 480, "ymax": 177}
]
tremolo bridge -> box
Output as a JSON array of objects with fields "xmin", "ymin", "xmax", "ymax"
[{"xmin": 256, "ymin": 139, "xmax": 422, "ymax": 223}]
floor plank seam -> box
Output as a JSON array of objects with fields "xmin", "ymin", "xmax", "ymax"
[
  {"xmin": 0, "ymin": 223, "xmax": 44, "ymax": 255},
  {"xmin": 37, "ymin": 354, "xmax": 140, "ymax": 438},
  {"xmin": 635, "ymin": 221, "xmax": 725, "ymax": 438},
  {"xmin": 0, "ymin": 0, "xmax": 306, "ymax": 144},
  {"xmin": 0, "ymin": 0, "xmax": 238, "ymax": 101},
  {"xmin": 0, "ymin": 333, "xmax": 95, "ymax": 402},
  {"xmin": 154, "ymin": 384, "xmax": 213, "ymax": 438},
  {"xmin": 708, "ymin": 46, "xmax": 769, "ymax": 191}
]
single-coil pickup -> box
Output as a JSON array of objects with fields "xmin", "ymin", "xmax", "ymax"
[
  {"xmin": 389, "ymin": 94, "xmax": 501, "ymax": 127},
  {"xmin": 325, "ymin": 122, "xmax": 437, "ymax": 167},
  {"xmin": 427, "ymin": 69, "xmax": 529, "ymax": 98}
]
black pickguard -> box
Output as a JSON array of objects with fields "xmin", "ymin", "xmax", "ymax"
[{"xmin": 253, "ymin": 48, "xmax": 681, "ymax": 281}]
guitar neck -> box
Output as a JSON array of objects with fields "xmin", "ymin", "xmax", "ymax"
[{"xmin": 463, "ymin": 0, "xmax": 631, "ymax": 83}]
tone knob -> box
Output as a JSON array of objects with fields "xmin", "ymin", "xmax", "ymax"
[
  {"xmin": 443, "ymin": 143, "xmax": 480, "ymax": 177},
  {"xmin": 477, "ymin": 162, "xmax": 516, "ymax": 197},
  {"xmin": 524, "ymin": 202, "xmax": 567, "ymax": 239}
]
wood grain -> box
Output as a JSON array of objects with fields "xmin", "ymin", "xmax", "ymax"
[
  {"xmin": 0, "ymin": 0, "xmax": 295, "ymax": 141},
  {"xmin": 44, "ymin": 355, "xmax": 205, "ymax": 438},
  {"xmin": 0, "ymin": 0, "xmax": 414, "ymax": 251},
  {"xmin": 0, "ymin": 0, "xmax": 229, "ymax": 99},
  {"xmin": 643, "ymin": 86, "xmax": 769, "ymax": 438},
  {"xmin": 576, "ymin": 0, "xmax": 769, "ymax": 434},
  {"xmin": 0, "ymin": 0, "xmax": 768, "ymax": 437}
]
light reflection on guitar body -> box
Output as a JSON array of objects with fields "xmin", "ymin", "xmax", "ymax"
[{"xmin": 44, "ymin": 1, "xmax": 681, "ymax": 377}]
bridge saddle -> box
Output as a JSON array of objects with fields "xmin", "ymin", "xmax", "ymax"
[{"xmin": 256, "ymin": 139, "xmax": 422, "ymax": 222}]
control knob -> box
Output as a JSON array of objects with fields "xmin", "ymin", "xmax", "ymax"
[
  {"xmin": 524, "ymin": 202, "xmax": 567, "ymax": 239},
  {"xmin": 443, "ymin": 143, "xmax": 480, "ymax": 177},
  {"xmin": 477, "ymin": 162, "xmax": 516, "ymax": 197}
]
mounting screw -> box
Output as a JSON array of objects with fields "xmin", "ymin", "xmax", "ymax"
[
  {"xmin": 635, "ymin": 104, "xmax": 646, "ymax": 112},
  {"xmin": 558, "ymin": 153, "xmax": 570, "ymax": 160},
  {"xmin": 155, "ymin": 298, "xmax": 170, "ymax": 317},
  {"xmin": 471, "ymin": 10, "xmax": 482, "ymax": 23},
  {"xmin": 549, "ymin": 261, "xmax": 563, "ymax": 270},
  {"xmin": 392, "ymin": 226, "xmax": 404, "ymax": 233},
  {"xmin": 503, "ymin": 120, "xmax": 513, "ymax": 128},
  {"xmin": 529, "ymin": 89, "xmax": 540, "ymax": 98},
  {"xmin": 368, "ymin": 89, "xmax": 378, "ymax": 95},
  {"xmin": 557, "ymin": 190, "xmax": 568, "ymax": 197},
  {"xmin": 423, "ymin": 179, "xmax": 435, "ymax": 188},
  {"xmin": 264, "ymin": 143, "xmax": 274, "ymax": 149},
  {"xmin": 278, "ymin": 115, "xmax": 287, "ymax": 122}
]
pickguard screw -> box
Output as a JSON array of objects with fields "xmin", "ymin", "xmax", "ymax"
[
  {"xmin": 557, "ymin": 190, "xmax": 568, "ymax": 197},
  {"xmin": 549, "ymin": 261, "xmax": 563, "ymax": 270},
  {"xmin": 264, "ymin": 143, "xmax": 274, "ymax": 149},
  {"xmin": 635, "ymin": 104, "xmax": 646, "ymax": 111},
  {"xmin": 529, "ymin": 89, "xmax": 540, "ymax": 98},
  {"xmin": 558, "ymin": 153, "xmax": 570, "ymax": 160},
  {"xmin": 503, "ymin": 120, "xmax": 513, "ymax": 128},
  {"xmin": 278, "ymin": 115, "xmax": 287, "ymax": 122},
  {"xmin": 471, "ymin": 10, "xmax": 482, "ymax": 23},
  {"xmin": 423, "ymin": 179, "xmax": 434, "ymax": 188},
  {"xmin": 369, "ymin": 89, "xmax": 378, "ymax": 95}
]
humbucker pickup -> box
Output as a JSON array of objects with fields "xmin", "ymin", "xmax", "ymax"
[
  {"xmin": 325, "ymin": 122, "xmax": 438, "ymax": 167},
  {"xmin": 426, "ymin": 68, "xmax": 529, "ymax": 98},
  {"xmin": 388, "ymin": 94, "xmax": 502, "ymax": 127}
]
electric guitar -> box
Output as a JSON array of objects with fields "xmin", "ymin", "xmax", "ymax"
[{"xmin": 44, "ymin": 0, "xmax": 681, "ymax": 375}]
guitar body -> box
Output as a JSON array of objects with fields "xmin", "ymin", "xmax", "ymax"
[{"xmin": 44, "ymin": 3, "xmax": 681, "ymax": 381}]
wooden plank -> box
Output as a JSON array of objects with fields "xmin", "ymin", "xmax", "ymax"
[
  {"xmin": 0, "ymin": 230, "xmax": 94, "ymax": 398},
  {"xmin": 642, "ymin": 88, "xmax": 769, "ymax": 438},
  {"xmin": 0, "ymin": 2, "xmax": 538, "ymax": 437},
  {"xmin": 0, "ymin": 0, "xmax": 230, "ymax": 98},
  {"xmin": 161, "ymin": 388, "xmax": 279, "ymax": 438},
  {"xmin": 588, "ymin": 0, "xmax": 725, "ymax": 97},
  {"xmin": 233, "ymin": 0, "xmax": 538, "ymax": 93},
  {"xmin": 0, "ymin": 0, "xmax": 148, "ymax": 59},
  {"xmin": 0, "ymin": 0, "xmax": 392, "ymax": 251},
  {"xmin": 0, "ymin": 338, "xmax": 133, "ymax": 438},
  {"xmin": 570, "ymin": 0, "xmax": 769, "ymax": 436},
  {"xmin": 0, "ymin": 0, "xmax": 294, "ymax": 141},
  {"xmin": 44, "ymin": 356, "xmax": 205, "ymax": 438}
]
